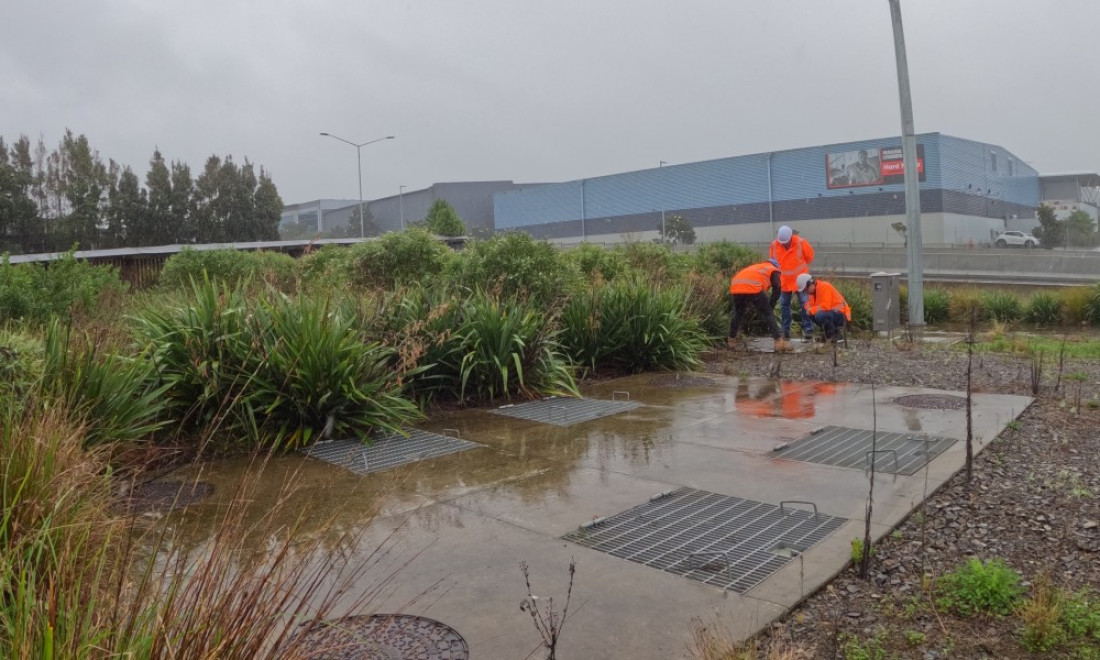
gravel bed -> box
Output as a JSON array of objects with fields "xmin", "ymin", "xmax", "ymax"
[{"xmin": 702, "ymin": 340, "xmax": 1100, "ymax": 659}]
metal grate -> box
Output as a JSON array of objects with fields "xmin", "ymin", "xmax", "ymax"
[
  {"xmin": 772, "ymin": 426, "xmax": 957, "ymax": 475},
  {"xmin": 488, "ymin": 396, "xmax": 641, "ymax": 427},
  {"xmin": 562, "ymin": 488, "xmax": 844, "ymax": 594},
  {"xmin": 302, "ymin": 430, "xmax": 481, "ymax": 476}
]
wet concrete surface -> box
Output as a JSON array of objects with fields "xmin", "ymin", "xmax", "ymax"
[{"xmin": 163, "ymin": 375, "xmax": 1031, "ymax": 659}]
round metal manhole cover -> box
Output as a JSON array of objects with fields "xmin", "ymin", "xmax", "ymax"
[
  {"xmin": 115, "ymin": 480, "xmax": 214, "ymax": 514},
  {"xmin": 648, "ymin": 375, "xmax": 717, "ymax": 388},
  {"xmin": 296, "ymin": 614, "xmax": 469, "ymax": 660},
  {"xmin": 893, "ymin": 394, "xmax": 968, "ymax": 410}
]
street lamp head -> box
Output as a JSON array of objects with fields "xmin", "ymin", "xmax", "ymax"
[
  {"xmin": 386, "ymin": 136, "xmax": 395, "ymax": 140},
  {"xmin": 319, "ymin": 132, "xmax": 330, "ymax": 136}
]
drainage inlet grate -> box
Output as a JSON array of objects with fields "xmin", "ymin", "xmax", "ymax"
[
  {"xmin": 773, "ymin": 426, "xmax": 956, "ymax": 475},
  {"xmin": 488, "ymin": 396, "xmax": 641, "ymax": 427},
  {"xmin": 302, "ymin": 430, "xmax": 481, "ymax": 476},
  {"xmin": 562, "ymin": 488, "xmax": 844, "ymax": 594}
]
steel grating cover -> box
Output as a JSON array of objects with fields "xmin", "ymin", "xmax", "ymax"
[
  {"xmin": 562, "ymin": 488, "xmax": 845, "ymax": 594},
  {"xmin": 488, "ymin": 396, "xmax": 641, "ymax": 427},
  {"xmin": 302, "ymin": 430, "xmax": 482, "ymax": 475},
  {"xmin": 773, "ymin": 426, "xmax": 957, "ymax": 475}
]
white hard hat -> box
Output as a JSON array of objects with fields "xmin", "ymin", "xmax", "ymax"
[
  {"xmin": 796, "ymin": 273, "xmax": 813, "ymax": 292},
  {"xmin": 777, "ymin": 225, "xmax": 793, "ymax": 243}
]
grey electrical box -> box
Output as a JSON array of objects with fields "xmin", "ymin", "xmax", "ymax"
[{"xmin": 870, "ymin": 272, "xmax": 901, "ymax": 332}]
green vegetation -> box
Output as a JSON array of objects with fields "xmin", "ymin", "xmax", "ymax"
[
  {"xmin": 0, "ymin": 250, "xmax": 126, "ymax": 323},
  {"xmin": 923, "ymin": 288, "xmax": 951, "ymax": 324},
  {"xmin": 1017, "ymin": 576, "xmax": 1100, "ymax": 655},
  {"xmin": 0, "ymin": 132, "xmax": 282, "ymax": 254},
  {"xmin": 840, "ymin": 629, "xmax": 897, "ymax": 660},
  {"xmin": 423, "ymin": 198, "xmax": 467, "ymax": 236},
  {"xmin": 158, "ymin": 248, "xmax": 297, "ymax": 290},
  {"xmin": 936, "ymin": 558, "xmax": 1024, "ymax": 616}
]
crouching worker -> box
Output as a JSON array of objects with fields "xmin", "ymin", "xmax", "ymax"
[
  {"xmin": 795, "ymin": 273, "xmax": 851, "ymax": 343},
  {"xmin": 728, "ymin": 259, "xmax": 792, "ymax": 352}
]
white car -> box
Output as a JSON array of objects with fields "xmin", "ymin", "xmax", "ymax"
[{"xmin": 994, "ymin": 231, "xmax": 1038, "ymax": 248}]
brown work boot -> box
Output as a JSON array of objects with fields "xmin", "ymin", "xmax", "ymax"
[{"xmin": 774, "ymin": 338, "xmax": 793, "ymax": 352}]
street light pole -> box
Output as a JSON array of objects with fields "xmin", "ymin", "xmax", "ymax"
[
  {"xmin": 399, "ymin": 185, "xmax": 406, "ymax": 230},
  {"xmin": 659, "ymin": 160, "xmax": 668, "ymax": 242},
  {"xmin": 888, "ymin": 0, "xmax": 924, "ymax": 328},
  {"xmin": 319, "ymin": 133, "xmax": 394, "ymax": 238}
]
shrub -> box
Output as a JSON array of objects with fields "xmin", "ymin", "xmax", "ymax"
[
  {"xmin": 0, "ymin": 251, "xmax": 126, "ymax": 324},
  {"xmin": 297, "ymin": 243, "xmax": 356, "ymax": 290},
  {"xmin": 693, "ymin": 241, "xmax": 762, "ymax": 277},
  {"xmin": 1060, "ymin": 286, "xmax": 1096, "ymax": 325},
  {"xmin": 949, "ymin": 288, "xmax": 985, "ymax": 324},
  {"xmin": 618, "ymin": 242, "xmax": 691, "ymax": 284},
  {"xmin": 569, "ymin": 279, "xmax": 708, "ymax": 373},
  {"xmin": 448, "ymin": 232, "xmax": 580, "ymax": 305},
  {"xmin": 41, "ymin": 321, "xmax": 170, "ymax": 446},
  {"xmin": 558, "ymin": 287, "xmax": 604, "ymax": 376},
  {"xmin": 562, "ymin": 243, "xmax": 629, "ymax": 283},
  {"xmin": 834, "ymin": 279, "xmax": 872, "ymax": 331},
  {"xmin": 134, "ymin": 279, "xmax": 419, "ymax": 452},
  {"xmin": 936, "ymin": 558, "xmax": 1024, "ymax": 616},
  {"xmin": 684, "ymin": 271, "xmax": 732, "ymax": 339},
  {"xmin": 923, "ymin": 288, "xmax": 951, "ymax": 324},
  {"xmin": 1086, "ymin": 282, "xmax": 1100, "ymax": 325},
  {"xmin": 243, "ymin": 294, "xmax": 421, "ymax": 449},
  {"xmin": 160, "ymin": 248, "xmax": 296, "ymax": 290},
  {"xmin": 349, "ymin": 229, "xmax": 454, "ymax": 290},
  {"xmin": 449, "ymin": 292, "xmax": 576, "ymax": 402},
  {"xmin": 981, "ymin": 290, "xmax": 1024, "ymax": 323},
  {"xmin": 1026, "ymin": 292, "xmax": 1064, "ymax": 326},
  {"xmin": 0, "ymin": 329, "xmax": 44, "ymax": 405}
]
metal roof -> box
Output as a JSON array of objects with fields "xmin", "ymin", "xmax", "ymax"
[{"xmin": 1039, "ymin": 173, "xmax": 1100, "ymax": 187}]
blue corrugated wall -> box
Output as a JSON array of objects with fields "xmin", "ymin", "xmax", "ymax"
[{"xmin": 494, "ymin": 133, "xmax": 1039, "ymax": 234}]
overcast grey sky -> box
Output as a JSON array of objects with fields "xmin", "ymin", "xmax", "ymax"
[{"xmin": 3, "ymin": 1, "xmax": 1097, "ymax": 205}]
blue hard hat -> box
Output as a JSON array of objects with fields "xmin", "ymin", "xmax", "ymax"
[{"xmin": 768, "ymin": 258, "xmax": 779, "ymax": 268}]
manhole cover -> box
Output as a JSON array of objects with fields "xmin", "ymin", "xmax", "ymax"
[
  {"xmin": 893, "ymin": 394, "xmax": 968, "ymax": 410},
  {"xmin": 302, "ymin": 430, "xmax": 482, "ymax": 476},
  {"xmin": 563, "ymin": 488, "xmax": 844, "ymax": 593},
  {"xmin": 773, "ymin": 426, "xmax": 957, "ymax": 475},
  {"xmin": 114, "ymin": 480, "xmax": 213, "ymax": 514},
  {"xmin": 489, "ymin": 396, "xmax": 641, "ymax": 426},
  {"xmin": 295, "ymin": 614, "xmax": 468, "ymax": 660},
  {"xmin": 648, "ymin": 375, "xmax": 717, "ymax": 388}
]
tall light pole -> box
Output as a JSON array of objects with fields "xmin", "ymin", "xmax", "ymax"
[
  {"xmin": 319, "ymin": 133, "xmax": 394, "ymax": 238},
  {"xmin": 888, "ymin": 0, "xmax": 924, "ymax": 328},
  {"xmin": 659, "ymin": 160, "xmax": 668, "ymax": 242},
  {"xmin": 399, "ymin": 185, "xmax": 407, "ymax": 230}
]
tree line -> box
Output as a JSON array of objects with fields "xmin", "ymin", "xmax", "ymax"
[{"xmin": 0, "ymin": 130, "xmax": 283, "ymax": 254}]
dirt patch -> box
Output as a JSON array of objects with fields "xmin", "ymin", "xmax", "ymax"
[
  {"xmin": 114, "ymin": 480, "xmax": 214, "ymax": 515},
  {"xmin": 702, "ymin": 340, "xmax": 1100, "ymax": 659}
]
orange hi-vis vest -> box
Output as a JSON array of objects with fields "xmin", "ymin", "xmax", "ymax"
[
  {"xmin": 769, "ymin": 235, "xmax": 815, "ymax": 292},
  {"xmin": 729, "ymin": 262, "xmax": 778, "ymax": 295},
  {"xmin": 807, "ymin": 280, "xmax": 851, "ymax": 321}
]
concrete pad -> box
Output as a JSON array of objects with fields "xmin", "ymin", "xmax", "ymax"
[
  {"xmin": 338, "ymin": 504, "xmax": 787, "ymax": 660},
  {"xmin": 166, "ymin": 375, "xmax": 1032, "ymax": 659}
]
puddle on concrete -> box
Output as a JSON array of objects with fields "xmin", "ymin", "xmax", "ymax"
[{"xmin": 152, "ymin": 375, "xmax": 966, "ymax": 562}]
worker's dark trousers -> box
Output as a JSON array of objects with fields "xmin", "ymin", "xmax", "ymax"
[
  {"xmin": 729, "ymin": 292, "xmax": 780, "ymax": 339},
  {"xmin": 811, "ymin": 310, "xmax": 847, "ymax": 340}
]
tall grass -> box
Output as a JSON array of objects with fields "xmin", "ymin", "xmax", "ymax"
[
  {"xmin": 834, "ymin": 280, "xmax": 871, "ymax": 330},
  {"xmin": 561, "ymin": 279, "xmax": 707, "ymax": 373},
  {"xmin": 41, "ymin": 321, "xmax": 170, "ymax": 446},
  {"xmin": 1026, "ymin": 292, "xmax": 1064, "ymax": 326},
  {"xmin": 0, "ymin": 401, "xmax": 403, "ymax": 659},
  {"xmin": 133, "ymin": 279, "xmax": 420, "ymax": 452},
  {"xmin": 980, "ymin": 290, "xmax": 1024, "ymax": 323},
  {"xmin": 923, "ymin": 288, "xmax": 951, "ymax": 324}
]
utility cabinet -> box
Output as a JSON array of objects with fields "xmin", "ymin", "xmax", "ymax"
[{"xmin": 870, "ymin": 272, "xmax": 901, "ymax": 332}]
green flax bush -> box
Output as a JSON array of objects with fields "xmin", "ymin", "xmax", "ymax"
[{"xmin": 447, "ymin": 232, "xmax": 581, "ymax": 305}]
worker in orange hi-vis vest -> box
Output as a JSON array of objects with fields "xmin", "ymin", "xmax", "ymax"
[
  {"xmin": 769, "ymin": 225, "xmax": 815, "ymax": 343},
  {"xmin": 796, "ymin": 273, "xmax": 852, "ymax": 343},
  {"xmin": 727, "ymin": 259, "xmax": 792, "ymax": 352}
]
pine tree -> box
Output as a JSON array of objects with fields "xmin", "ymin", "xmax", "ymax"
[{"xmin": 423, "ymin": 199, "xmax": 466, "ymax": 236}]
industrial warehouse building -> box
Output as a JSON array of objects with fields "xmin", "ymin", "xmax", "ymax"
[{"xmin": 492, "ymin": 133, "xmax": 1044, "ymax": 247}]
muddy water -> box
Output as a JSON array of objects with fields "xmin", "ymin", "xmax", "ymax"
[{"xmin": 159, "ymin": 374, "xmax": 856, "ymax": 551}]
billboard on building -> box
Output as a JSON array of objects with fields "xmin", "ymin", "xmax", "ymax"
[{"xmin": 827, "ymin": 144, "xmax": 925, "ymax": 189}]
